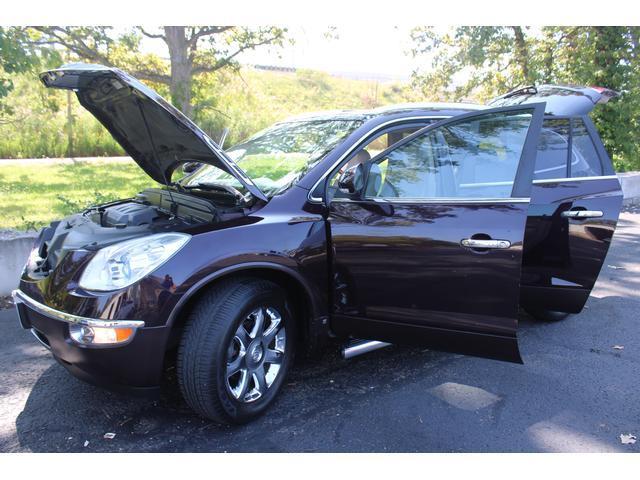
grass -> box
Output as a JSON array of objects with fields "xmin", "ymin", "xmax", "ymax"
[{"xmin": 0, "ymin": 160, "xmax": 156, "ymax": 231}]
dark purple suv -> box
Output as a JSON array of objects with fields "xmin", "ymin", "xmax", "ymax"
[{"xmin": 12, "ymin": 64, "xmax": 623, "ymax": 424}]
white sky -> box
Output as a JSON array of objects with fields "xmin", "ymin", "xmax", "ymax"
[{"xmin": 139, "ymin": 26, "xmax": 420, "ymax": 81}]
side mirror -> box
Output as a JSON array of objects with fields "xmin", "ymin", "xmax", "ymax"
[
  {"xmin": 182, "ymin": 162, "xmax": 201, "ymax": 174},
  {"xmin": 337, "ymin": 163, "xmax": 365, "ymax": 195}
]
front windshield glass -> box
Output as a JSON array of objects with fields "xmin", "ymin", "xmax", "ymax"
[{"xmin": 181, "ymin": 118, "xmax": 364, "ymax": 198}]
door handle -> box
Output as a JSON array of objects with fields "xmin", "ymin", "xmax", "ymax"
[
  {"xmin": 461, "ymin": 238, "xmax": 511, "ymax": 249},
  {"xmin": 561, "ymin": 210, "xmax": 604, "ymax": 219}
]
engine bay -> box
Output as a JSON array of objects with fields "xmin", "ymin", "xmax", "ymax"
[{"xmin": 25, "ymin": 187, "xmax": 246, "ymax": 278}]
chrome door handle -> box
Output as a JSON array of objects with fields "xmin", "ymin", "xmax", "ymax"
[
  {"xmin": 461, "ymin": 239, "xmax": 511, "ymax": 249},
  {"xmin": 561, "ymin": 210, "xmax": 604, "ymax": 219}
]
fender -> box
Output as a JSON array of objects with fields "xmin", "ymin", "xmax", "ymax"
[{"xmin": 165, "ymin": 261, "xmax": 324, "ymax": 329}]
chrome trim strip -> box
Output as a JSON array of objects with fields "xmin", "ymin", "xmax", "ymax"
[
  {"xmin": 532, "ymin": 175, "xmax": 618, "ymax": 184},
  {"xmin": 11, "ymin": 290, "xmax": 145, "ymax": 329},
  {"xmin": 342, "ymin": 340, "xmax": 392, "ymax": 359},
  {"xmin": 331, "ymin": 197, "xmax": 530, "ymax": 204},
  {"xmin": 308, "ymin": 116, "xmax": 448, "ymax": 202},
  {"xmin": 459, "ymin": 180, "xmax": 513, "ymax": 188}
]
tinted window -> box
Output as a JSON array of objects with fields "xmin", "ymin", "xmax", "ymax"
[
  {"xmin": 534, "ymin": 119, "xmax": 570, "ymax": 180},
  {"xmin": 364, "ymin": 111, "xmax": 533, "ymax": 199},
  {"xmin": 571, "ymin": 118, "xmax": 603, "ymax": 177},
  {"xmin": 318, "ymin": 123, "xmax": 426, "ymax": 199}
]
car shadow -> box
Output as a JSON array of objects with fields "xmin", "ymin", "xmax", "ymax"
[{"xmin": 13, "ymin": 300, "xmax": 637, "ymax": 453}]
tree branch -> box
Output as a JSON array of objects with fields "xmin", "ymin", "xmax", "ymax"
[
  {"xmin": 188, "ymin": 26, "xmax": 233, "ymax": 47},
  {"xmin": 138, "ymin": 27, "xmax": 166, "ymax": 40},
  {"xmin": 192, "ymin": 35, "xmax": 280, "ymax": 75},
  {"xmin": 30, "ymin": 26, "xmax": 113, "ymax": 66}
]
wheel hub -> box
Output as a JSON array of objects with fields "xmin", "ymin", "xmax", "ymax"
[{"xmin": 249, "ymin": 342, "xmax": 264, "ymax": 364}]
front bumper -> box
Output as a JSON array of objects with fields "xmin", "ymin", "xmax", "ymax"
[{"xmin": 12, "ymin": 289, "xmax": 167, "ymax": 394}]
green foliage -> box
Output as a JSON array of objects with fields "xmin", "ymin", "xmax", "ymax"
[
  {"xmin": 0, "ymin": 27, "xmax": 59, "ymax": 114},
  {"xmin": 0, "ymin": 160, "xmax": 155, "ymax": 230},
  {"xmin": 191, "ymin": 67, "xmax": 417, "ymax": 147},
  {"xmin": 0, "ymin": 66, "xmax": 414, "ymax": 160},
  {"xmin": 410, "ymin": 26, "xmax": 640, "ymax": 171},
  {"xmin": 0, "ymin": 74, "xmax": 123, "ymax": 158}
]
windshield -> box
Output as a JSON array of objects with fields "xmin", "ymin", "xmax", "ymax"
[{"xmin": 180, "ymin": 118, "xmax": 364, "ymax": 198}]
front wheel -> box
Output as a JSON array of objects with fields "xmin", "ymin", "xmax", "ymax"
[{"xmin": 177, "ymin": 278, "xmax": 295, "ymax": 424}]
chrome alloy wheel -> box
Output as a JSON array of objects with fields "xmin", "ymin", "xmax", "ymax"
[{"xmin": 226, "ymin": 306, "xmax": 286, "ymax": 403}]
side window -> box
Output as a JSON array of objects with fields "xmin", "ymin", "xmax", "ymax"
[
  {"xmin": 534, "ymin": 119, "xmax": 570, "ymax": 180},
  {"xmin": 571, "ymin": 118, "xmax": 603, "ymax": 177},
  {"xmin": 364, "ymin": 110, "xmax": 534, "ymax": 200},
  {"xmin": 321, "ymin": 124, "xmax": 426, "ymax": 199}
]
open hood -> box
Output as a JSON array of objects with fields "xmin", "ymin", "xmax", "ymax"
[
  {"xmin": 487, "ymin": 84, "xmax": 619, "ymax": 115},
  {"xmin": 40, "ymin": 63, "xmax": 267, "ymax": 201}
]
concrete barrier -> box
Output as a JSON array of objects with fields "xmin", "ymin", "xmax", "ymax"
[
  {"xmin": 0, "ymin": 230, "xmax": 37, "ymax": 296},
  {"xmin": 619, "ymin": 172, "xmax": 640, "ymax": 206},
  {"xmin": 2, "ymin": 172, "xmax": 640, "ymax": 296}
]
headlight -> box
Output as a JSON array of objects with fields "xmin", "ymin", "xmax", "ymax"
[{"xmin": 78, "ymin": 233, "xmax": 190, "ymax": 291}]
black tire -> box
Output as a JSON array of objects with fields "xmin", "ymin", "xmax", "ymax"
[
  {"xmin": 177, "ymin": 278, "xmax": 295, "ymax": 424},
  {"xmin": 524, "ymin": 307, "xmax": 571, "ymax": 322}
]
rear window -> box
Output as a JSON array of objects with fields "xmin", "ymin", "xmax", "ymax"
[
  {"xmin": 533, "ymin": 117, "xmax": 603, "ymax": 181},
  {"xmin": 571, "ymin": 118, "xmax": 603, "ymax": 177},
  {"xmin": 534, "ymin": 119, "xmax": 570, "ymax": 180}
]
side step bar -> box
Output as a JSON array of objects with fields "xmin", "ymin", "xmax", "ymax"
[{"xmin": 342, "ymin": 340, "xmax": 392, "ymax": 359}]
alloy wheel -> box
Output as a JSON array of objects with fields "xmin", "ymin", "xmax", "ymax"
[{"xmin": 225, "ymin": 306, "xmax": 286, "ymax": 403}]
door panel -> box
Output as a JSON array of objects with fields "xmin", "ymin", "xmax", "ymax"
[
  {"xmin": 327, "ymin": 104, "xmax": 546, "ymax": 363},
  {"xmin": 330, "ymin": 200, "xmax": 530, "ymax": 362},
  {"xmin": 521, "ymin": 176, "xmax": 623, "ymax": 312},
  {"xmin": 521, "ymin": 115, "xmax": 623, "ymax": 313}
]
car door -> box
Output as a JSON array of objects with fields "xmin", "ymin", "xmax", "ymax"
[
  {"xmin": 520, "ymin": 115, "xmax": 623, "ymax": 313},
  {"xmin": 488, "ymin": 85, "xmax": 623, "ymax": 313},
  {"xmin": 326, "ymin": 104, "xmax": 546, "ymax": 363}
]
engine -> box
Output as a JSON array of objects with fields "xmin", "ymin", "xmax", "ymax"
[{"xmin": 24, "ymin": 188, "xmax": 230, "ymax": 278}]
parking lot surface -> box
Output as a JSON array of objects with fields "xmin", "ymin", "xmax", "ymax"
[{"xmin": 1, "ymin": 211, "xmax": 639, "ymax": 453}]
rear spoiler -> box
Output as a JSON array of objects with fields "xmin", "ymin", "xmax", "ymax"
[{"xmin": 488, "ymin": 85, "xmax": 620, "ymax": 115}]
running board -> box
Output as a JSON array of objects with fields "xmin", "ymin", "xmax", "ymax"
[{"xmin": 341, "ymin": 340, "xmax": 392, "ymax": 359}]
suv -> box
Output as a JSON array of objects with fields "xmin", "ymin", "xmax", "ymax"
[{"xmin": 12, "ymin": 64, "xmax": 623, "ymax": 424}]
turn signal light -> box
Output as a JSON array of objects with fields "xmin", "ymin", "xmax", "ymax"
[{"xmin": 69, "ymin": 325, "xmax": 135, "ymax": 346}]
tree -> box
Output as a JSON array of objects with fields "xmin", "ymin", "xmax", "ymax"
[
  {"xmin": 410, "ymin": 26, "xmax": 640, "ymax": 170},
  {"xmin": 410, "ymin": 27, "xmax": 537, "ymax": 102},
  {"xmin": 0, "ymin": 27, "xmax": 58, "ymax": 116},
  {"xmin": 29, "ymin": 26, "xmax": 287, "ymax": 117}
]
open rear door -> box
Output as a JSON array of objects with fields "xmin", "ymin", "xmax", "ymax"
[{"xmin": 490, "ymin": 85, "xmax": 623, "ymax": 313}]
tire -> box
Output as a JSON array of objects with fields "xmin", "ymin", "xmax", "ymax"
[
  {"xmin": 524, "ymin": 307, "xmax": 571, "ymax": 322},
  {"xmin": 177, "ymin": 278, "xmax": 295, "ymax": 424}
]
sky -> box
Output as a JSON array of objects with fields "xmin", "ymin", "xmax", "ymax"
[{"xmin": 139, "ymin": 26, "xmax": 420, "ymax": 82}]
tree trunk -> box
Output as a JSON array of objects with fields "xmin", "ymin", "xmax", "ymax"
[
  {"xmin": 164, "ymin": 26, "xmax": 193, "ymax": 117},
  {"xmin": 541, "ymin": 28, "xmax": 555, "ymax": 84},
  {"xmin": 511, "ymin": 26, "xmax": 532, "ymax": 84}
]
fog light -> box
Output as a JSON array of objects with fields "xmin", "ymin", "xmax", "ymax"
[{"xmin": 69, "ymin": 324, "xmax": 135, "ymax": 346}]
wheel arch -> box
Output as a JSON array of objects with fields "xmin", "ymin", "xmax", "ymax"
[{"xmin": 165, "ymin": 262, "xmax": 324, "ymax": 351}]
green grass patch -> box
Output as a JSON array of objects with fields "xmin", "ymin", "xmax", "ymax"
[{"xmin": 0, "ymin": 160, "xmax": 156, "ymax": 231}]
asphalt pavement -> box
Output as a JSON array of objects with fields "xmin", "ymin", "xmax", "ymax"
[{"xmin": 1, "ymin": 211, "xmax": 639, "ymax": 453}]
